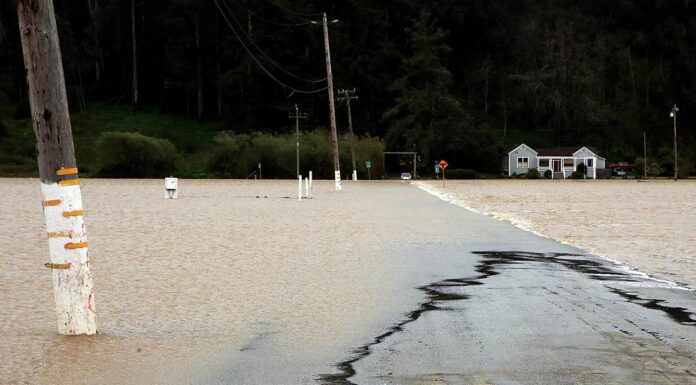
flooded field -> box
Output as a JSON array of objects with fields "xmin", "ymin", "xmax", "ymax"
[
  {"xmin": 0, "ymin": 178, "xmax": 450, "ymax": 385},
  {"xmin": 418, "ymin": 179, "xmax": 696, "ymax": 289},
  {"xmin": 2, "ymin": 178, "xmax": 693, "ymax": 384}
]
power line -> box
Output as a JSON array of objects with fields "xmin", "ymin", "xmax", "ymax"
[
  {"xmin": 213, "ymin": 0, "xmax": 327, "ymax": 96},
  {"xmin": 218, "ymin": 0, "xmax": 326, "ymax": 84},
  {"xmin": 224, "ymin": 0, "xmax": 312, "ymax": 28},
  {"xmin": 269, "ymin": 0, "xmax": 323, "ymax": 18}
]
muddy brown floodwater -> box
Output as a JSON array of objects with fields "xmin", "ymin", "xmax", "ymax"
[
  {"xmin": 418, "ymin": 179, "xmax": 696, "ymax": 289},
  {"xmin": 0, "ymin": 179, "xmax": 448, "ymax": 385}
]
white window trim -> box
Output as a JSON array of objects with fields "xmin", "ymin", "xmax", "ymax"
[{"xmin": 517, "ymin": 157, "xmax": 529, "ymax": 169}]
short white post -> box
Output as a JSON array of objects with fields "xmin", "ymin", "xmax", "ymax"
[
  {"xmin": 334, "ymin": 170, "xmax": 342, "ymax": 191},
  {"xmin": 352, "ymin": 169, "xmax": 357, "ymax": 181},
  {"xmin": 309, "ymin": 171, "xmax": 313, "ymax": 199},
  {"xmin": 164, "ymin": 177, "xmax": 178, "ymax": 199},
  {"xmin": 298, "ymin": 175, "xmax": 302, "ymax": 202},
  {"xmin": 304, "ymin": 176, "xmax": 309, "ymax": 198}
]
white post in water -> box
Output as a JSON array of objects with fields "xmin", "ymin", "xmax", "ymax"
[
  {"xmin": 308, "ymin": 171, "xmax": 313, "ymax": 199},
  {"xmin": 298, "ymin": 175, "xmax": 302, "ymax": 202},
  {"xmin": 164, "ymin": 177, "xmax": 178, "ymax": 199},
  {"xmin": 17, "ymin": 0, "xmax": 96, "ymax": 335},
  {"xmin": 334, "ymin": 170, "xmax": 342, "ymax": 191}
]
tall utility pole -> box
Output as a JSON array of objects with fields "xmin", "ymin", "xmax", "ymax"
[
  {"xmin": 643, "ymin": 132, "xmax": 647, "ymax": 179},
  {"xmin": 314, "ymin": 13, "xmax": 341, "ymax": 190},
  {"xmin": 131, "ymin": 0, "xmax": 138, "ymax": 109},
  {"xmin": 17, "ymin": 0, "xmax": 97, "ymax": 335},
  {"xmin": 670, "ymin": 104, "xmax": 679, "ymax": 181},
  {"xmin": 338, "ymin": 88, "xmax": 359, "ymax": 181},
  {"xmin": 289, "ymin": 104, "xmax": 308, "ymax": 178}
]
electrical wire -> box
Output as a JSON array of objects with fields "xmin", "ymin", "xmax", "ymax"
[
  {"xmin": 269, "ymin": 0, "xmax": 324, "ymax": 18},
  {"xmin": 218, "ymin": 0, "xmax": 326, "ymax": 84},
  {"xmin": 213, "ymin": 0, "xmax": 328, "ymax": 96},
  {"xmin": 225, "ymin": 0, "xmax": 313, "ymax": 28}
]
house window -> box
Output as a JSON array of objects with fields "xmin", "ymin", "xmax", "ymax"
[
  {"xmin": 587, "ymin": 158, "xmax": 594, "ymax": 167},
  {"xmin": 517, "ymin": 157, "xmax": 529, "ymax": 168},
  {"xmin": 564, "ymin": 159, "xmax": 574, "ymax": 167},
  {"xmin": 539, "ymin": 159, "xmax": 549, "ymax": 168}
]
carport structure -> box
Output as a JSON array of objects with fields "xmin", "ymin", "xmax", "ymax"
[{"xmin": 383, "ymin": 151, "xmax": 417, "ymax": 179}]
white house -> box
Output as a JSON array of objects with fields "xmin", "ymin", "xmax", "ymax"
[{"xmin": 504, "ymin": 144, "xmax": 606, "ymax": 179}]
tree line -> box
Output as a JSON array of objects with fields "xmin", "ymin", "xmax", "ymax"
[{"xmin": 0, "ymin": 0, "xmax": 694, "ymax": 176}]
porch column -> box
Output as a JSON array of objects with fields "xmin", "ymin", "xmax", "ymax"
[{"xmin": 593, "ymin": 157, "xmax": 597, "ymax": 179}]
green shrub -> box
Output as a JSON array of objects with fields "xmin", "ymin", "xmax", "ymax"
[
  {"xmin": 569, "ymin": 171, "xmax": 585, "ymax": 179},
  {"xmin": 526, "ymin": 168, "xmax": 540, "ymax": 179},
  {"xmin": 445, "ymin": 168, "xmax": 477, "ymax": 179},
  {"xmin": 204, "ymin": 130, "xmax": 385, "ymax": 179},
  {"xmin": 576, "ymin": 163, "xmax": 587, "ymax": 175},
  {"xmin": 543, "ymin": 169, "xmax": 552, "ymax": 178},
  {"xmin": 95, "ymin": 132, "xmax": 178, "ymax": 177}
]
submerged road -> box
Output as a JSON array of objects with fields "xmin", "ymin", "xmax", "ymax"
[
  {"xmin": 3, "ymin": 180, "xmax": 693, "ymax": 384},
  {"xmin": 317, "ymin": 184, "xmax": 696, "ymax": 385}
]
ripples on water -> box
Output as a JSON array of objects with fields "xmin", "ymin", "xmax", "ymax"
[
  {"xmin": 0, "ymin": 179, "xmax": 439, "ymax": 384},
  {"xmin": 419, "ymin": 179, "xmax": 696, "ymax": 289}
]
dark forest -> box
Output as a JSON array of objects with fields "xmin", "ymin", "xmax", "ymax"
[{"xmin": 1, "ymin": 0, "xmax": 695, "ymax": 178}]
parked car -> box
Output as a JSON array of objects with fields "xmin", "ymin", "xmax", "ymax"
[{"xmin": 400, "ymin": 172, "xmax": 412, "ymax": 180}]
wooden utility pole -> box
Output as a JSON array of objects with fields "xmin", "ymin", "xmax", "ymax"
[
  {"xmin": 195, "ymin": 11, "xmax": 203, "ymax": 121},
  {"xmin": 320, "ymin": 13, "xmax": 341, "ymax": 190},
  {"xmin": 289, "ymin": 104, "xmax": 308, "ymax": 178},
  {"xmin": 17, "ymin": 0, "xmax": 97, "ymax": 335},
  {"xmin": 671, "ymin": 104, "xmax": 679, "ymax": 181},
  {"xmin": 643, "ymin": 132, "xmax": 647, "ymax": 179},
  {"xmin": 338, "ymin": 88, "xmax": 358, "ymax": 181},
  {"xmin": 131, "ymin": 0, "xmax": 138, "ymax": 109}
]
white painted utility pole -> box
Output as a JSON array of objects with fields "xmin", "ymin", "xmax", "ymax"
[
  {"xmin": 313, "ymin": 14, "xmax": 341, "ymax": 190},
  {"xmin": 17, "ymin": 0, "xmax": 97, "ymax": 335},
  {"xmin": 289, "ymin": 104, "xmax": 308, "ymax": 178},
  {"xmin": 338, "ymin": 88, "xmax": 359, "ymax": 181},
  {"xmin": 670, "ymin": 104, "xmax": 679, "ymax": 181}
]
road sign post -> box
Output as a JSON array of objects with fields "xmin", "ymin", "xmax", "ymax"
[
  {"xmin": 439, "ymin": 160, "xmax": 449, "ymax": 187},
  {"xmin": 365, "ymin": 160, "xmax": 372, "ymax": 180}
]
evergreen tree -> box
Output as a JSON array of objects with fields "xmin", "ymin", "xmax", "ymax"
[{"xmin": 382, "ymin": 11, "xmax": 467, "ymax": 162}]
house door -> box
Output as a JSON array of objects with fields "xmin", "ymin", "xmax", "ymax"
[{"xmin": 553, "ymin": 159, "xmax": 562, "ymax": 172}]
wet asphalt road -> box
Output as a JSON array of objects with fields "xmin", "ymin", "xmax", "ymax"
[
  {"xmin": 318, "ymin": 186, "xmax": 696, "ymax": 385},
  {"xmin": 193, "ymin": 182, "xmax": 695, "ymax": 385}
]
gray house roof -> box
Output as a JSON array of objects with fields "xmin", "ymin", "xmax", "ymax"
[
  {"xmin": 507, "ymin": 143, "xmax": 538, "ymax": 155},
  {"xmin": 508, "ymin": 144, "xmax": 605, "ymax": 159}
]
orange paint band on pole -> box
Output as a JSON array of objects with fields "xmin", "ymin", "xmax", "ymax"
[
  {"xmin": 42, "ymin": 199, "xmax": 61, "ymax": 207},
  {"xmin": 45, "ymin": 263, "xmax": 71, "ymax": 270},
  {"xmin": 64, "ymin": 242, "xmax": 88, "ymax": 250},
  {"xmin": 58, "ymin": 179, "xmax": 80, "ymax": 187},
  {"xmin": 63, "ymin": 210, "xmax": 84, "ymax": 217},
  {"xmin": 48, "ymin": 231, "xmax": 72, "ymax": 238},
  {"xmin": 56, "ymin": 167, "xmax": 78, "ymax": 176}
]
